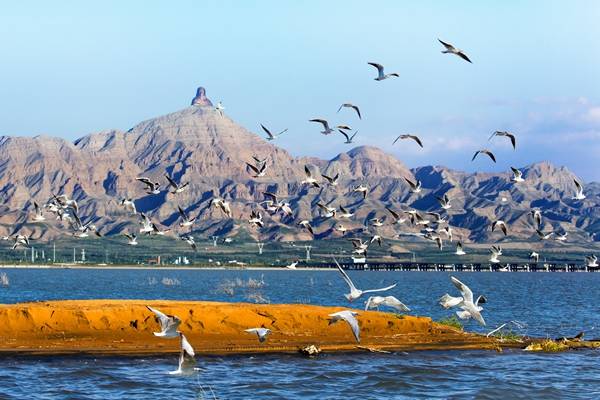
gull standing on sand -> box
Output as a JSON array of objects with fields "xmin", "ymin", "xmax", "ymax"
[
  {"xmin": 489, "ymin": 131, "xmax": 517, "ymax": 150},
  {"xmin": 368, "ymin": 62, "xmax": 399, "ymax": 81},
  {"xmin": 393, "ymin": 134, "xmax": 423, "ymax": 148},
  {"xmin": 438, "ymin": 39, "xmax": 472, "ymax": 63},
  {"xmin": 328, "ymin": 310, "xmax": 360, "ymax": 342},
  {"xmin": 337, "ymin": 103, "xmax": 362, "ymax": 119},
  {"xmin": 447, "ymin": 276, "xmax": 486, "ymax": 326},
  {"xmin": 245, "ymin": 328, "xmax": 271, "ymax": 343},
  {"xmin": 170, "ymin": 332, "xmax": 197, "ymax": 375},
  {"xmin": 335, "ymin": 259, "xmax": 396, "ymax": 301},
  {"xmin": 146, "ymin": 306, "xmax": 181, "ymax": 338},
  {"xmin": 261, "ymin": 124, "xmax": 288, "ymax": 141},
  {"xmin": 365, "ymin": 296, "xmax": 410, "ymax": 313}
]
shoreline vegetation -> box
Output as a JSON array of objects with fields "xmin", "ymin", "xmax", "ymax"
[{"xmin": 0, "ymin": 300, "xmax": 597, "ymax": 356}]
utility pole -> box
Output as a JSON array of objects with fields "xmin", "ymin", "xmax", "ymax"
[
  {"xmin": 81, "ymin": 248, "xmax": 86, "ymax": 262},
  {"xmin": 105, "ymin": 249, "xmax": 108, "ymax": 264},
  {"xmin": 73, "ymin": 248, "xmax": 76, "ymax": 263},
  {"xmin": 31, "ymin": 247, "xmax": 34, "ymax": 263},
  {"xmin": 257, "ymin": 242, "xmax": 264, "ymax": 255},
  {"xmin": 304, "ymin": 245, "xmax": 312, "ymax": 261},
  {"xmin": 53, "ymin": 242, "xmax": 56, "ymax": 263}
]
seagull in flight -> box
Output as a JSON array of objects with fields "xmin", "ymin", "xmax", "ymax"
[
  {"xmin": 447, "ymin": 276, "xmax": 486, "ymax": 326},
  {"xmin": 529, "ymin": 251, "xmax": 540, "ymax": 263},
  {"xmin": 317, "ymin": 203, "xmax": 336, "ymax": 219},
  {"xmin": 261, "ymin": 124, "xmax": 288, "ymax": 141},
  {"xmin": 573, "ymin": 179, "xmax": 586, "ymax": 200},
  {"xmin": 139, "ymin": 213, "xmax": 154, "ymax": 234},
  {"xmin": 169, "ymin": 332, "xmax": 197, "ymax": 375},
  {"xmin": 285, "ymin": 260, "xmax": 299, "ymax": 270},
  {"xmin": 472, "ymin": 149, "xmax": 496, "ymax": 163},
  {"xmin": 368, "ymin": 62, "xmax": 399, "ymax": 81},
  {"xmin": 177, "ymin": 206, "xmax": 195, "ymax": 228},
  {"xmin": 340, "ymin": 129, "xmax": 358, "ymax": 144},
  {"xmin": 455, "ymin": 241, "xmax": 466, "ymax": 256},
  {"xmin": 536, "ymin": 229, "xmax": 554, "ymax": 240},
  {"xmin": 404, "ymin": 177, "xmax": 422, "ymax": 194},
  {"xmin": 531, "ymin": 209, "xmax": 542, "ymax": 228},
  {"xmin": 211, "ymin": 197, "xmax": 232, "ymax": 218},
  {"xmin": 120, "ymin": 198, "xmax": 137, "ymax": 214},
  {"xmin": 146, "ymin": 306, "xmax": 181, "ymax": 338},
  {"xmin": 510, "ymin": 167, "xmax": 524, "ymax": 183},
  {"xmin": 585, "ymin": 255, "xmax": 598, "ymax": 268},
  {"xmin": 246, "ymin": 160, "xmax": 268, "ymax": 178},
  {"xmin": 386, "ymin": 207, "xmax": 407, "ymax": 225},
  {"xmin": 352, "ymin": 184, "xmax": 369, "ymax": 200},
  {"xmin": 321, "ymin": 172, "xmax": 340, "ymax": 186},
  {"xmin": 328, "ymin": 310, "xmax": 360, "ymax": 343},
  {"xmin": 248, "ymin": 210, "xmax": 264, "ymax": 228},
  {"xmin": 123, "ymin": 233, "xmax": 138, "ymax": 246},
  {"xmin": 165, "ymin": 175, "xmax": 189, "ymax": 194},
  {"xmin": 438, "ymin": 39, "xmax": 472, "ymax": 63},
  {"xmin": 393, "ymin": 134, "xmax": 423, "ymax": 148},
  {"xmin": 298, "ymin": 220, "xmax": 314, "ymax": 235},
  {"xmin": 136, "ymin": 177, "xmax": 161, "ymax": 195},
  {"xmin": 309, "ymin": 119, "xmax": 336, "ymax": 135},
  {"xmin": 490, "ymin": 246, "xmax": 502, "ymax": 263},
  {"xmin": 335, "ymin": 259, "xmax": 396, "ymax": 301},
  {"xmin": 245, "ymin": 328, "xmax": 271, "ymax": 343},
  {"xmin": 365, "ymin": 295, "xmax": 410, "ymax": 313},
  {"xmin": 489, "ymin": 131, "xmax": 517, "ymax": 150},
  {"xmin": 337, "ymin": 103, "xmax": 362, "ymax": 119},
  {"xmin": 491, "ymin": 220, "xmax": 508, "ymax": 236},
  {"xmin": 301, "ymin": 165, "xmax": 320, "ymax": 188},
  {"xmin": 180, "ymin": 235, "xmax": 197, "ymax": 250},
  {"xmin": 31, "ymin": 201, "xmax": 46, "ymax": 222},
  {"xmin": 337, "ymin": 206, "xmax": 354, "ymax": 219}
]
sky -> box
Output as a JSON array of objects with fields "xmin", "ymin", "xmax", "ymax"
[{"xmin": 0, "ymin": 1, "xmax": 599, "ymax": 180}]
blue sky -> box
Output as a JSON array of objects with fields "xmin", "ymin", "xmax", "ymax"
[{"xmin": 0, "ymin": 1, "xmax": 599, "ymax": 179}]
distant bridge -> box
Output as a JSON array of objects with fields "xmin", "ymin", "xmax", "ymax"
[{"xmin": 305, "ymin": 261, "xmax": 598, "ymax": 272}]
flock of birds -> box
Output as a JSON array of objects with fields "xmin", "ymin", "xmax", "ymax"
[
  {"xmin": 145, "ymin": 257, "xmax": 484, "ymax": 375},
  {"xmin": 1, "ymin": 38, "xmax": 596, "ymax": 270}
]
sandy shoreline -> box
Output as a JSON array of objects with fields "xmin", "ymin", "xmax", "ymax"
[{"xmin": 0, "ymin": 299, "xmax": 511, "ymax": 356}]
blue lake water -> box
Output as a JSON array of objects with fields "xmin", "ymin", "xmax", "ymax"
[{"xmin": 1, "ymin": 268, "xmax": 599, "ymax": 399}]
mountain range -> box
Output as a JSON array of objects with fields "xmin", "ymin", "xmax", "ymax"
[{"xmin": 1, "ymin": 87, "xmax": 598, "ymax": 246}]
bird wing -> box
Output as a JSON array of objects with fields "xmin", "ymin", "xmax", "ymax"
[
  {"xmin": 321, "ymin": 174, "xmax": 333, "ymax": 183},
  {"xmin": 409, "ymin": 135, "xmax": 423, "ymax": 147},
  {"xmin": 304, "ymin": 165, "xmax": 312, "ymax": 178},
  {"xmin": 458, "ymin": 51, "xmax": 472, "ymax": 63},
  {"xmin": 471, "ymin": 151, "xmax": 480, "ymax": 161},
  {"xmin": 261, "ymin": 124, "xmax": 273, "ymax": 139},
  {"xmin": 262, "ymin": 192, "xmax": 278, "ymax": 202},
  {"xmin": 178, "ymin": 206, "xmax": 188, "ymax": 220},
  {"xmin": 574, "ymin": 179, "xmax": 583, "ymax": 192},
  {"xmin": 165, "ymin": 175, "xmax": 177, "ymax": 189},
  {"xmin": 385, "ymin": 296, "xmax": 410, "ymax": 312},
  {"xmin": 341, "ymin": 312, "xmax": 360, "ymax": 342},
  {"xmin": 334, "ymin": 258, "xmax": 357, "ymax": 292},
  {"xmin": 180, "ymin": 333, "xmax": 195, "ymax": 357},
  {"xmin": 404, "ymin": 177, "xmax": 416, "ymax": 189},
  {"xmin": 351, "ymin": 105, "xmax": 361, "ymax": 119},
  {"xmin": 438, "ymin": 38, "xmax": 455, "ymax": 51},
  {"xmin": 146, "ymin": 306, "xmax": 172, "ymax": 330},
  {"xmin": 507, "ymin": 133, "xmax": 516, "ymax": 149},
  {"xmin": 476, "ymin": 295, "xmax": 487, "ymax": 305},
  {"xmin": 362, "ymin": 283, "xmax": 397, "ymax": 295},
  {"xmin": 246, "ymin": 162, "xmax": 260, "ymax": 174},
  {"xmin": 368, "ymin": 62, "xmax": 384, "ymax": 78},
  {"xmin": 309, "ymin": 118, "xmax": 329, "ymax": 130},
  {"xmin": 451, "ymin": 276, "xmax": 474, "ymax": 304},
  {"xmin": 339, "ymin": 130, "xmax": 350, "ymax": 141},
  {"xmin": 484, "ymin": 150, "xmax": 497, "ymax": 162}
]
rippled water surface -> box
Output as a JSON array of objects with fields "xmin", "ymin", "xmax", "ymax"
[{"xmin": 1, "ymin": 268, "xmax": 599, "ymax": 399}]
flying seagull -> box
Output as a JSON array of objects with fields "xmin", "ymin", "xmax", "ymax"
[
  {"xmin": 321, "ymin": 172, "xmax": 340, "ymax": 186},
  {"xmin": 31, "ymin": 201, "xmax": 46, "ymax": 222},
  {"xmin": 448, "ymin": 276, "xmax": 486, "ymax": 326},
  {"xmin": 573, "ymin": 179, "xmax": 586, "ymax": 200},
  {"xmin": 472, "ymin": 149, "xmax": 496, "ymax": 163},
  {"xmin": 338, "ymin": 206, "xmax": 354, "ymax": 219},
  {"xmin": 211, "ymin": 197, "xmax": 232, "ymax": 218},
  {"xmin": 146, "ymin": 306, "xmax": 181, "ymax": 338},
  {"xmin": 337, "ymin": 103, "xmax": 362, "ymax": 119},
  {"xmin": 165, "ymin": 175, "xmax": 189, "ymax": 194},
  {"xmin": 510, "ymin": 167, "xmax": 524, "ymax": 183},
  {"xmin": 298, "ymin": 220, "xmax": 314, "ymax": 235},
  {"xmin": 490, "ymin": 245, "xmax": 502, "ymax": 263},
  {"xmin": 317, "ymin": 203, "xmax": 336, "ymax": 219},
  {"xmin": 177, "ymin": 206, "xmax": 195, "ymax": 228},
  {"xmin": 436, "ymin": 194, "xmax": 452, "ymax": 210},
  {"xmin": 404, "ymin": 177, "xmax": 422, "ymax": 194},
  {"xmin": 455, "ymin": 241, "xmax": 466, "ymax": 256},
  {"xmin": 530, "ymin": 209, "xmax": 542, "ymax": 228},
  {"xmin": 365, "ymin": 295, "xmax": 410, "ymax": 313},
  {"xmin": 328, "ymin": 310, "xmax": 360, "ymax": 343},
  {"xmin": 248, "ymin": 210, "xmax": 264, "ymax": 228},
  {"xmin": 180, "ymin": 235, "xmax": 197, "ymax": 250},
  {"xmin": 245, "ymin": 328, "xmax": 271, "ymax": 343},
  {"xmin": 491, "ymin": 220, "xmax": 508, "ymax": 236},
  {"xmin": 309, "ymin": 119, "xmax": 335, "ymax": 135},
  {"xmin": 438, "ymin": 39, "xmax": 472, "ymax": 63},
  {"xmin": 368, "ymin": 62, "xmax": 399, "ymax": 81},
  {"xmin": 169, "ymin": 332, "xmax": 197, "ymax": 375},
  {"xmin": 585, "ymin": 255, "xmax": 598, "ymax": 268},
  {"xmin": 340, "ymin": 129, "xmax": 358, "ymax": 144},
  {"xmin": 123, "ymin": 233, "xmax": 138, "ymax": 246},
  {"xmin": 136, "ymin": 177, "xmax": 161, "ymax": 195},
  {"xmin": 246, "ymin": 160, "xmax": 268, "ymax": 178},
  {"xmin": 335, "ymin": 259, "xmax": 396, "ymax": 301},
  {"xmin": 393, "ymin": 134, "xmax": 423, "ymax": 148},
  {"xmin": 536, "ymin": 229, "xmax": 554, "ymax": 240},
  {"xmin": 352, "ymin": 184, "xmax": 369, "ymax": 200},
  {"xmin": 489, "ymin": 131, "xmax": 517, "ymax": 150},
  {"xmin": 529, "ymin": 251, "xmax": 540, "ymax": 263},
  {"xmin": 120, "ymin": 198, "xmax": 137, "ymax": 214},
  {"xmin": 301, "ymin": 165, "xmax": 320, "ymax": 188},
  {"xmin": 261, "ymin": 124, "xmax": 288, "ymax": 141},
  {"xmin": 139, "ymin": 213, "xmax": 155, "ymax": 234}
]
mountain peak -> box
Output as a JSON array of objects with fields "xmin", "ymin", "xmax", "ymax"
[{"xmin": 190, "ymin": 86, "xmax": 213, "ymax": 107}]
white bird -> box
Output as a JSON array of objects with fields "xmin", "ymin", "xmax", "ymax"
[
  {"xmin": 438, "ymin": 39, "xmax": 472, "ymax": 63},
  {"xmin": 448, "ymin": 276, "xmax": 486, "ymax": 326},
  {"xmin": 245, "ymin": 327, "xmax": 271, "ymax": 343},
  {"xmin": 165, "ymin": 175, "xmax": 189, "ymax": 194},
  {"xmin": 328, "ymin": 310, "xmax": 360, "ymax": 343},
  {"xmin": 52, "ymin": 194, "xmax": 79, "ymax": 213},
  {"xmin": 585, "ymin": 255, "xmax": 598, "ymax": 268},
  {"xmin": 337, "ymin": 103, "xmax": 362, "ymax": 119},
  {"xmin": 146, "ymin": 306, "xmax": 181, "ymax": 338},
  {"xmin": 321, "ymin": 173, "xmax": 340, "ymax": 186},
  {"xmin": 177, "ymin": 206, "xmax": 195, "ymax": 228},
  {"xmin": 472, "ymin": 149, "xmax": 496, "ymax": 163},
  {"xmin": 10, "ymin": 234, "xmax": 31, "ymax": 250},
  {"xmin": 529, "ymin": 251, "xmax": 540, "ymax": 263},
  {"xmin": 169, "ymin": 332, "xmax": 197, "ymax": 375},
  {"xmin": 285, "ymin": 260, "xmax": 299, "ymax": 270},
  {"xmin": 136, "ymin": 177, "xmax": 161, "ymax": 195},
  {"xmin": 368, "ymin": 62, "xmax": 399, "ymax": 81},
  {"xmin": 490, "ymin": 246, "xmax": 502, "ymax": 263},
  {"xmin": 301, "ymin": 165, "xmax": 320, "ymax": 188},
  {"xmin": 335, "ymin": 259, "xmax": 396, "ymax": 301},
  {"xmin": 386, "ymin": 208, "xmax": 407, "ymax": 225},
  {"xmin": 456, "ymin": 294, "xmax": 487, "ymax": 322},
  {"xmin": 393, "ymin": 134, "xmax": 423, "ymax": 148},
  {"xmin": 337, "ymin": 206, "xmax": 354, "ymax": 219},
  {"xmin": 531, "ymin": 209, "xmax": 542, "ymax": 228},
  {"xmin": 336, "ymin": 224, "xmax": 347, "ymax": 234},
  {"xmin": 120, "ymin": 198, "xmax": 137, "ymax": 214},
  {"xmin": 138, "ymin": 213, "xmax": 156, "ymax": 235},
  {"xmin": 555, "ymin": 232, "xmax": 568, "ymax": 242},
  {"xmin": 309, "ymin": 118, "xmax": 335, "ymax": 135},
  {"xmin": 261, "ymin": 124, "xmax": 288, "ymax": 140},
  {"xmin": 510, "ymin": 167, "xmax": 524, "ymax": 183},
  {"xmin": 573, "ymin": 179, "xmax": 586, "ymax": 200},
  {"xmin": 436, "ymin": 194, "xmax": 452, "ymax": 210},
  {"xmin": 536, "ymin": 229, "xmax": 554, "ymax": 240},
  {"xmin": 352, "ymin": 184, "xmax": 369, "ymax": 200},
  {"xmin": 489, "ymin": 131, "xmax": 517, "ymax": 150},
  {"xmin": 370, "ymin": 217, "xmax": 385, "ymax": 227},
  {"xmin": 455, "ymin": 241, "xmax": 466, "ymax": 256},
  {"xmin": 439, "ymin": 226, "xmax": 453, "ymax": 242},
  {"xmin": 365, "ymin": 295, "xmax": 410, "ymax": 313},
  {"xmin": 340, "ymin": 129, "xmax": 359, "ymax": 144},
  {"xmin": 211, "ymin": 197, "xmax": 232, "ymax": 218},
  {"xmin": 151, "ymin": 223, "xmax": 171, "ymax": 236},
  {"xmin": 123, "ymin": 233, "xmax": 138, "ymax": 246},
  {"xmin": 180, "ymin": 235, "xmax": 197, "ymax": 250},
  {"xmin": 215, "ymin": 101, "xmax": 225, "ymax": 116},
  {"xmin": 492, "ymin": 220, "xmax": 508, "ymax": 236},
  {"xmin": 439, "ymin": 293, "xmax": 464, "ymax": 309},
  {"xmin": 298, "ymin": 220, "xmax": 314, "ymax": 235},
  {"xmin": 370, "ymin": 235, "xmax": 383, "ymax": 247},
  {"xmin": 31, "ymin": 201, "xmax": 46, "ymax": 222},
  {"xmin": 246, "ymin": 160, "xmax": 268, "ymax": 178},
  {"xmin": 317, "ymin": 203, "xmax": 336, "ymax": 219},
  {"xmin": 404, "ymin": 177, "xmax": 422, "ymax": 193}
]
